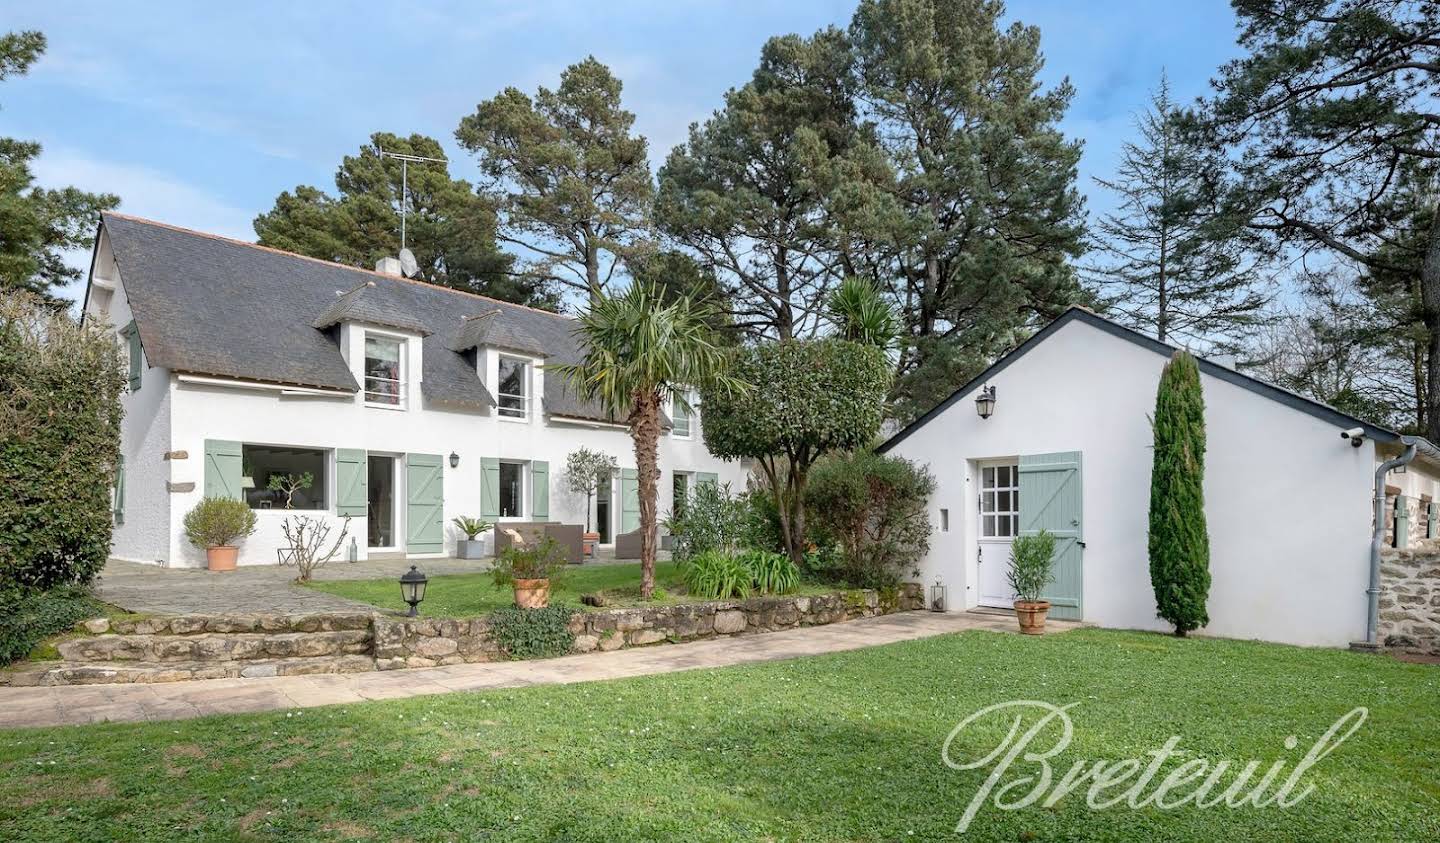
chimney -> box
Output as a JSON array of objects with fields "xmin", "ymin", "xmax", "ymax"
[{"xmin": 374, "ymin": 256, "xmax": 403, "ymax": 276}]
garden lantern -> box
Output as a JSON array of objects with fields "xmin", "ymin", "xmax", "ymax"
[
  {"xmin": 929, "ymin": 580, "xmax": 947, "ymax": 613},
  {"xmin": 399, "ymin": 565, "xmax": 428, "ymax": 617},
  {"xmin": 975, "ymin": 385, "xmax": 997, "ymax": 420},
  {"xmin": 449, "ymin": 451, "xmax": 460, "ymax": 468}
]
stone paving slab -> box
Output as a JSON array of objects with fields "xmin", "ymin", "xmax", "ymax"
[{"xmin": 0, "ymin": 611, "xmax": 1074, "ymax": 729}]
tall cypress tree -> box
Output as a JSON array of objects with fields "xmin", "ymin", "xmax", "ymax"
[{"xmin": 1148, "ymin": 350, "xmax": 1210, "ymax": 635}]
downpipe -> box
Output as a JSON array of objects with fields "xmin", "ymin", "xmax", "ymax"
[{"xmin": 1369, "ymin": 442, "xmax": 1417, "ymax": 646}]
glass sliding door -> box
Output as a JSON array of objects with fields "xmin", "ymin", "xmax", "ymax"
[{"xmin": 368, "ymin": 454, "xmax": 396, "ymax": 548}]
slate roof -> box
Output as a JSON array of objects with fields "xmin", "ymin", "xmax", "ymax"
[
  {"xmin": 449, "ymin": 311, "xmax": 550, "ymax": 358},
  {"xmin": 98, "ymin": 213, "xmax": 615, "ymax": 420}
]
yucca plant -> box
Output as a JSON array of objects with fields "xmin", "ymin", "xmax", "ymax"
[{"xmin": 451, "ymin": 516, "xmax": 492, "ymax": 540}]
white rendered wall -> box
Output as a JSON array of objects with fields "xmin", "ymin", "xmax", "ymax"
[
  {"xmin": 84, "ymin": 234, "xmax": 172, "ymax": 564},
  {"xmin": 886, "ymin": 318, "xmax": 1376, "ymax": 648},
  {"xmin": 159, "ymin": 325, "xmax": 745, "ymax": 567}
]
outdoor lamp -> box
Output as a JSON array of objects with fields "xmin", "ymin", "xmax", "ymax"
[
  {"xmin": 449, "ymin": 452, "xmax": 460, "ymax": 468},
  {"xmin": 975, "ymin": 385, "xmax": 997, "ymax": 420},
  {"xmin": 929, "ymin": 580, "xmax": 948, "ymax": 613},
  {"xmin": 400, "ymin": 565, "xmax": 428, "ymax": 617}
]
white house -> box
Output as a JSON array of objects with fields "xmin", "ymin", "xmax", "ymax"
[
  {"xmin": 82, "ymin": 213, "xmax": 748, "ymax": 567},
  {"xmin": 878, "ymin": 307, "xmax": 1440, "ymax": 649}
]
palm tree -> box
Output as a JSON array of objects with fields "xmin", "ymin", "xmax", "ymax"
[{"xmin": 553, "ymin": 281, "xmax": 746, "ymax": 598}]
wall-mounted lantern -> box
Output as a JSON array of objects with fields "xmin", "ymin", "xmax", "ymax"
[
  {"xmin": 449, "ymin": 452, "xmax": 460, "ymax": 469},
  {"xmin": 929, "ymin": 580, "xmax": 948, "ymax": 613},
  {"xmin": 400, "ymin": 565, "xmax": 428, "ymax": 617},
  {"xmin": 975, "ymin": 385, "xmax": 997, "ymax": 420}
]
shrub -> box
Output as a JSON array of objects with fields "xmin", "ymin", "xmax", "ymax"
[
  {"xmin": 491, "ymin": 537, "xmax": 567, "ymax": 587},
  {"xmin": 682, "ymin": 550, "xmax": 755, "ymax": 600},
  {"xmin": 183, "ymin": 497, "xmax": 258, "ymax": 549},
  {"xmin": 667, "ymin": 481, "xmax": 745, "ymax": 561},
  {"xmin": 0, "ymin": 585, "xmax": 102, "ymax": 666},
  {"xmin": 488, "ymin": 604, "xmax": 575, "ymax": 660},
  {"xmin": 805, "ymin": 450, "xmax": 936, "ymax": 589},
  {"xmin": 742, "ymin": 549, "xmax": 799, "ymax": 595},
  {"xmin": 0, "ymin": 292, "xmax": 125, "ymax": 590},
  {"xmin": 279, "ymin": 515, "xmax": 351, "ymax": 583},
  {"xmin": 451, "ymin": 516, "xmax": 493, "ymax": 540},
  {"xmin": 1148, "ymin": 351, "xmax": 1211, "ymax": 636},
  {"xmin": 1007, "ymin": 530, "xmax": 1057, "ymax": 603},
  {"xmin": 701, "ymin": 339, "xmax": 891, "ymax": 563},
  {"xmin": 738, "ymin": 485, "xmax": 785, "ymax": 555}
]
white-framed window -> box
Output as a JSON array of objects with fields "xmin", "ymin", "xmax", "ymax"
[
  {"xmin": 499, "ymin": 460, "xmax": 525, "ymax": 517},
  {"xmin": 497, "ymin": 355, "xmax": 530, "ymax": 419},
  {"xmin": 364, "ymin": 334, "xmax": 405, "ymax": 408},
  {"xmin": 979, "ymin": 464, "xmax": 1019, "ymax": 538},
  {"xmin": 672, "ymin": 471, "xmax": 691, "ymax": 517},
  {"xmin": 242, "ymin": 444, "xmax": 328, "ymax": 511},
  {"xmin": 671, "ymin": 390, "xmax": 694, "ymax": 438}
]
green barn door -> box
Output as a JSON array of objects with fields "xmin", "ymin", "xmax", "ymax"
[
  {"xmin": 1018, "ymin": 451, "xmax": 1083, "ymax": 621},
  {"xmin": 406, "ymin": 453, "xmax": 444, "ymax": 555}
]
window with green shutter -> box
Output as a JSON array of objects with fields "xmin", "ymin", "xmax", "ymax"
[
  {"xmin": 531, "ymin": 460, "xmax": 549, "ymax": 519},
  {"xmin": 112, "ymin": 454, "xmax": 125, "ymax": 526},
  {"xmin": 123, "ymin": 321, "xmax": 141, "ymax": 391}
]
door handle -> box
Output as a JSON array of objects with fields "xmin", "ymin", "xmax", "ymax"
[{"xmin": 1077, "ymin": 540, "xmax": 1087, "ymax": 549}]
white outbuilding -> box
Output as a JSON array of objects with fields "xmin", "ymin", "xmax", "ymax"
[{"xmin": 878, "ymin": 307, "xmax": 1440, "ymax": 648}]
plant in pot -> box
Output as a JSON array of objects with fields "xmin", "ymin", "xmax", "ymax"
[
  {"xmin": 452, "ymin": 516, "xmax": 493, "ymax": 560},
  {"xmin": 492, "ymin": 536, "xmax": 566, "ymax": 608},
  {"xmin": 565, "ymin": 447, "xmax": 617, "ymax": 558},
  {"xmin": 183, "ymin": 496, "xmax": 258, "ymax": 571},
  {"xmin": 1007, "ymin": 529, "xmax": 1057, "ymax": 634}
]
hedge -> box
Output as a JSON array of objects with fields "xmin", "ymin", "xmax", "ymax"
[
  {"xmin": 0, "ymin": 292, "xmax": 126, "ymax": 590},
  {"xmin": 0, "ymin": 585, "xmax": 103, "ymax": 665}
]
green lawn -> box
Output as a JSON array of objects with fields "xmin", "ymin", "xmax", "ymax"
[
  {"xmin": 306, "ymin": 561, "xmax": 835, "ymax": 616},
  {"xmin": 1, "ymin": 629, "xmax": 1436, "ymax": 841}
]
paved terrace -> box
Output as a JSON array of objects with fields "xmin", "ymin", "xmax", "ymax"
[{"xmin": 0, "ymin": 611, "xmax": 1075, "ymax": 729}]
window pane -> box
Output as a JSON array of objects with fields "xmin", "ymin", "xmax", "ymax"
[
  {"xmin": 673, "ymin": 473, "xmax": 688, "ymax": 517},
  {"xmin": 499, "ymin": 462, "xmax": 523, "ymax": 518},
  {"xmin": 982, "ymin": 491, "xmax": 995, "ymax": 513},
  {"xmin": 997, "ymin": 465, "xmax": 1010, "ymax": 487},
  {"xmin": 364, "ymin": 337, "xmax": 403, "ymax": 405},
  {"xmin": 983, "ymin": 515, "xmax": 996, "ymax": 537},
  {"xmin": 672, "ymin": 394, "xmax": 692, "ymax": 437},
  {"xmin": 498, "ymin": 357, "xmax": 528, "ymax": 418},
  {"xmin": 242, "ymin": 444, "xmax": 327, "ymax": 511},
  {"xmin": 997, "ymin": 490, "xmax": 1011, "ymax": 513},
  {"xmin": 982, "ymin": 466, "xmax": 994, "ymax": 487}
]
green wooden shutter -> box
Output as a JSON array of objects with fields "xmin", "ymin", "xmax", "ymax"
[
  {"xmin": 406, "ymin": 453, "xmax": 444, "ymax": 554},
  {"xmin": 531, "ymin": 460, "xmax": 550, "ymax": 519},
  {"xmin": 1395, "ymin": 495, "xmax": 1411, "ymax": 549},
  {"xmin": 1018, "ymin": 451, "xmax": 1083, "ymax": 621},
  {"xmin": 1428, "ymin": 501, "xmax": 1437, "ymax": 540},
  {"xmin": 696, "ymin": 471, "xmax": 719, "ymax": 488},
  {"xmin": 620, "ymin": 468, "xmax": 640, "ymax": 534},
  {"xmin": 480, "ymin": 457, "xmax": 501, "ymax": 519},
  {"xmin": 124, "ymin": 321, "xmax": 141, "ymax": 391},
  {"xmin": 112, "ymin": 454, "xmax": 125, "ymax": 526},
  {"xmin": 204, "ymin": 440, "xmax": 243, "ymax": 501},
  {"xmin": 336, "ymin": 449, "xmax": 367, "ymax": 517}
]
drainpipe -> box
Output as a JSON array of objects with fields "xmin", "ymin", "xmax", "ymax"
[{"xmin": 1369, "ymin": 441, "xmax": 1418, "ymax": 645}]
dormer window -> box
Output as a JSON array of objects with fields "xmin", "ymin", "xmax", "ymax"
[
  {"xmin": 497, "ymin": 355, "xmax": 530, "ymax": 419},
  {"xmin": 364, "ymin": 334, "xmax": 405, "ymax": 408},
  {"xmin": 671, "ymin": 390, "xmax": 694, "ymax": 438}
]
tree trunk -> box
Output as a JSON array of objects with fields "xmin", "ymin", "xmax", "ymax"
[
  {"xmin": 1423, "ymin": 204, "xmax": 1440, "ymax": 442},
  {"xmin": 630, "ymin": 389, "xmax": 662, "ymax": 599}
]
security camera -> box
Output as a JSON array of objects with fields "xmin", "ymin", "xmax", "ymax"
[{"xmin": 1341, "ymin": 427, "xmax": 1366, "ymax": 447}]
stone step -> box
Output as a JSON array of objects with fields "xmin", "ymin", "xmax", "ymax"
[
  {"xmin": 56, "ymin": 630, "xmax": 372, "ymax": 663},
  {"xmin": 102, "ymin": 612, "xmax": 373, "ymax": 636},
  {"xmin": 0, "ymin": 655, "xmax": 378, "ymax": 687}
]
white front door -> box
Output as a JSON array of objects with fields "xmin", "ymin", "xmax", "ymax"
[{"xmin": 976, "ymin": 461, "xmax": 1020, "ymax": 607}]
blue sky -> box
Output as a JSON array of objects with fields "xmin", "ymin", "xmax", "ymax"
[{"xmin": 3, "ymin": 1, "xmax": 1244, "ymax": 304}]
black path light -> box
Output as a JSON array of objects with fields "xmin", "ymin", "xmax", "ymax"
[
  {"xmin": 975, "ymin": 385, "xmax": 997, "ymax": 420},
  {"xmin": 400, "ymin": 565, "xmax": 428, "ymax": 617}
]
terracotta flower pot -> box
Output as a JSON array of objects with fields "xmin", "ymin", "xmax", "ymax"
[
  {"xmin": 1013, "ymin": 599, "xmax": 1051, "ymax": 635},
  {"xmin": 206, "ymin": 545, "xmax": 238, "ymax": 572},
  {"xmin": 514, "ymin": 578, "xmax": 551, "ymax": 609},
  {"xmin": 582, "ymin": 532, "xmax": 600, "ymax": 557}
]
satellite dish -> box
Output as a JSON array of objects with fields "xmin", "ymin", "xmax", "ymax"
[{"xmin": 398, "ymin": 248, "xmax": 419, "ymax": 278}]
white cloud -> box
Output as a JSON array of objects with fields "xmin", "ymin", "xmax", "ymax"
[{"xmin": 30, "ymin": 148, "xmax": 256, "ymax": 303}]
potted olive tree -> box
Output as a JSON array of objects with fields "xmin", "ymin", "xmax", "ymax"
[
  {"xmin": 491, "ymin": 536, "xmax": 566, "ymax": 608},
  {"xmin": 451, "ymin": 516, "xmax": 493, "ymax": 560},
  {"xmin": 183, "ymin": 497, "xmax": 258, "ymax": 571},
  {"xmin": 1007, "ymin": 529, "xmax": 1057, "ymax": 634},
  {"xmin": 564, "ymin": 447, "xmax": 616, "ymax": 557}
]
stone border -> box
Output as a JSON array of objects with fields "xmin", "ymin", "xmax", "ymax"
[
  {"xmin": 1379, "ymin": 547, "xmax": 1440, "ymax": 656},
  {"xmin": 373, "ymin": 585, "xmax": 924, "ymax": 669}
]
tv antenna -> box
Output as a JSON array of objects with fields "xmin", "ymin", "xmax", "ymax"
[{"xmin": 377, "ymin": 148, "xmax": 447, "ymax": 253}]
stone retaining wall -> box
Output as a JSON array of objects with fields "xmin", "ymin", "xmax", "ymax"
[
  {"xmin": 373, "ymin": 585, "xmax": 924, "ymax": 670},
  {"xmin": 1380, "ymin": 546, "xmax": 1440, "ymax": 656}
]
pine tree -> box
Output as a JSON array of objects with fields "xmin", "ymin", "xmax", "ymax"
[
  {"xmin": 1148, "ymin": 350, "xmax": 1210, "ymax": 635},
  {"xmin": 1090, "ymin": 72, "xmax": 1266, "ymax": 349}
]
